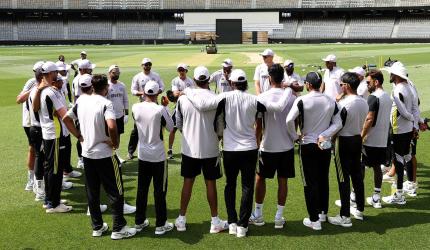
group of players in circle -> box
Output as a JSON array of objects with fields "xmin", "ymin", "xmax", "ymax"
[{"xmin": 16, "ymin": 48, "xmax": 427, "ymax": 239}]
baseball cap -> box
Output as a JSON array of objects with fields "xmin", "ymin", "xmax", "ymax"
[
  {"xmin": 349, "ymin": 66, "xmax": 366, "ymax": 77},
  {"xmin": 55, "ymin": 61, "xmax": 70, "ymax": 71},
  {"xmin": 108, "ymin": 65, "xmax": 120, "ymax": 73},
  {"xmin": 78, "ymin": 74, "xmax": 92, "ymax": 88},
  {"xmin": 283, "ymin": 59, "xmax": 294, "ymax": 67},
  {"xmin": 33, "ymin": 61, "xmax": 44, "ymax": 71},
  {"xmin": 141, "ymin": 58, "xmax": 152, "ymax": 65},
  {"xmin": 260, "ymin": 49, "xmax": 274, "ymax": 57},
  {"xmin": 144, "ymin": 80, "xmax": 159, "ymax": 95},
  {"xmin": 305, "ymin": 71, "xmax": 322, "ymax": 86},
  {"xmin": 177, "ymin": 63, "xmax": 188, "ymax": 70},
  {"xmin": 221, "ymin": 58, "xmax": 233, "ymax": 67},
  {"xmin": 322, "ymin": 54, "xmax": 337, "ymax": 62},
  {"xmin": 229, "ymin": 69, "xmax": 247, "ymax": 82},
  {"xmin": 80, "ymin": 51, "xmax": 87, "ymax": 55},
  {"xmin": 193, "ymin": 66, "xmax": 210, "ymax": 81},
  {"xmin": 41, "ymin": 61, "xmax": 58, "ymax": 74},
  {"xmin": 78, "ymin": 59, "xmax": 96, "ymax": 70}
]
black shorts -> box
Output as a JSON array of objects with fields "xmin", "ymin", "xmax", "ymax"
[
  {"xmin": 23, "ymin": 127, "xmax": 31, "ymax": 145},
  {"xmin": 116, "ymin": 116, "xmax": 124, "ymax": 135},
  {"xmin": 29, "ymin": 126, "xmax": 42, "ymax": 148},
  {"xmin": 171, "ymin": 110, "xmax": 177, "ymax": 128},
  {"xmin": 181, "ymin": 154, "xmax": 222, "ymax": 180},
  {"xmin": 257, "ymin": 149, "xmax": 295, "ymax": 179},
  {"xmin": 362, "ymin": 146, "xmax": 387, "ymax": 167},
  {"xmin": 411, "ymin": 138, "xmax": 417, "ymax": 156}
]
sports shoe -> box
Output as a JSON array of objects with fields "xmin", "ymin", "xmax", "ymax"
[
  {"xmin": 167, "ymin": 149, "xmax": 174, "ymax": 160},
  {"xmin": 236, "ymin": 226, "xmax": 248, "ymax": 238},
  {"xmin": 328, "ymin": 215, "xmax": 352, "ymax": 227},
  {"xmin": 46, "ymin": 203, "xmax": 73, "ymax": 213},
  {"xmin": 25, "ymin": 179, "xmax": 34, "ymax": 191},
  {"xmin": 335, "ymin": 199, "xmax": 357, "ymax": 208},
  {"xmin": 126, "ymin": 153, "xmax": 134, "ymax": 161},
  {"xmin": 318, "ymin": 212, "xmax": 327, "ymax": 222},
  {"xmin": 35, "ymin": 191, "xmax": 46, "ymax": 201},
  {"xmin": 63, "ymin": 170, "xmax": 82, "ymax": 179},
  {"xmin": 229, "ymin": 223, "xmax": 237, "ymax": 235},
  {"xmin": 175, "ymin": 217, "xmax": 186, "ymax": 232},
  {"xmin": 249, "ymin": 213, "xmax": 265, "ymax": 226},
  {"xmin": 155, "ymin": 221, "xmax": 174, "ymax": 235},
  {"xmin": 210, "ymin": 219, "xmax": 228, "ymax": 233},
  {"xmin": 382, "ymin": 193, "xmax": 406, "ymax": 205},
  {"xmin": 274, "ymin": 217, "xmax": 286, "ymax": 229},
  {"xmin": 43, "ymin": 199, "xmax": 68, "ymax": 209},
  {"xmin": 403, "ymin": 181, "xmax": 417, "ymax": 197},
  {"xmin": 87, "ymin": 204, "xmax": 108, "ymax": 216},
  {"xmin": 350, "ymin": 207, "xmax": 364, "ymax": 220},
  {"xmin": 135, "ymin": 219, "xmax": 150, "ymax": 232},
  {"xmin": 93, "ymin": 223, "xmax": 109, "ymax": 237},
  {"xmin": 111, "ymin": 226, "xmax": 136, "ymax": 240},
  {"xmin": 62, "ymin": 181, "xmax": 73, "ymax": 190},
  {"xmin": 123, "ymin": 203, "xmax": 136, "ymax": 214},
  {"xmin": 382, "ymin": 173, "xmax": 395, "ymax": 182},
  {"xmin": 76, "ymin": 158, "xmax": 84, "ymax": 169},
  {"xmin": 303, "ymin": 218, "xmax": 322, "ymax": 230},
  {"xmin": 366, "ymin": 195, "xmax": 382, "ymax": 209}
]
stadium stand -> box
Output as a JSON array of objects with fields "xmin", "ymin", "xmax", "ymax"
[
  {"xmin": 68, "ymin": 20, "xmax": 112, "ymax": 40},
  {"xmin": 17, "ymin": 0, "xmax": 63, "ymax": 9},
  {"xmin": 17, "ymin": 20, "xmax": 64, "ymax": 40},
  {"xmin": 0, "ymin": 20, "xmax": 14, "ymax": 40},
  {"xmin": 348, "ymin": 17, "xmax": 395, "ymax": 38},
  {"xmin": 272, "ymin": 19, "xmax": 298, "ymax": 39},
  {"xmin": 116, "ymin": 20, "xmax": 159, "ymax": 39},
  {"xmin": 163, "ymin": 0, "xmax": 206, "ymax": 9},
  {"xmin": 210, "ymin": 0, "xmax": 252, "ymax": 9},
  {"xmin": 397, "ymin": 17, "xmax": 430, "ymax": 38},
  {"xmin": 299, "ymin": 19, "xmax": 345, "ymax": 39},
  {"xmin": 163, "ymin": 21, "xmax": 186, "ymax": 39},
  {"xmin": 255, "ymin": 0, "xmax": 300, "ymax": 8}
]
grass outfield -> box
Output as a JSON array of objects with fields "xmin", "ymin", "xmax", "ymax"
[{"xmin": 1, "ymin": 44, "xmax": 430, "ymax": 249}]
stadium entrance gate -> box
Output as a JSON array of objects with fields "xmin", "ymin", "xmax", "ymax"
[{"xmin": 216, "ymin": 19, "xmax": 242, "ymax": 44}]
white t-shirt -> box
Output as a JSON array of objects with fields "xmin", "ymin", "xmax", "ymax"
[
  {"xmin": 131, "ymin": 71, "xmax": 164, "ymax": 101},
  {"xmin": 254, "ymin": 63, "xmax": 271, "ymax": 94},
  {"xmin": 66, "ymin": 94, "xmax": 116, "ymax": 159},
  {"xmin": 21, "ymin": 78, "xmax": 37, "ymax": 127},
  {"xmin": 257, "ymin": 88, "xmax": 296, "ymax": 152},
  {"xmin": 364, "ymin": 88, "xmax": 392, "ymax": 147},
  {"xmin": 323, "ymin": 67, "xmax": 345, "ymax": 100},
  {"xmin": 391, "ymin": 82, "xmax": 414, "ymax": 134},
  {"xmin": 283, "ymin": 72, "xmax": 303, "ymax": 87},
  {"xmin": 171, "ymin": 76, "xmax": 194, "ymax": 92},
  {"xmin": 338, "ymin": 95, "xmax": 369, "ymax": 137},
  {"xmin": 28, "ymin": 86, "xmax": 40, "ymax": 127},
  {"xmin": 39, "ymin": 87, "xmax": 68, "ymax": 140},
  {"xmin": 357, "ymin": 79, "xmax": 369, "ymax": 100},
  {"xmin": 132, "ymin": 102, "xmax": 174, "ymax": 162},
  {"xmin": 107, "ymin": 80, "xmax": 129, "ymax": 119},
  {"xmin": 72, "ymin": 74, "xmax": 83, "ymax": 99},
  {"xmin": 209, "ymin": 70, "xmax": 233, "ymax": 93}
]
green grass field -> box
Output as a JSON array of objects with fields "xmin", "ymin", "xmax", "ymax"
[{"xmin": 1, "ymin": 44, "xmax": 430, "ymax": 249}]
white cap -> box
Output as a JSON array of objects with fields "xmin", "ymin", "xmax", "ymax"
[
  {"xmin": 80, "ymin": 51, "xmax": 87, "ymax": 55},
  {"xmin": 78, "ymin": 59, "xmax": 96, "ymax": 70},
  {"xmin": 283, "ymin": 59, "xmax": 294, "ymax": 67},
  {"xmin": 383, "ymin": 61, "xmax": 409, "ymax": 81},
  {"xmin": 260, "ymin": 49, "xmax": 274, "ymax": 57},
  {"xmin": 41, "ymin": 61, "xmax": 58, "ymax": 74},
  {"xmin": 229, "ymin": 69, "xmax": 247, "ymax": 82},
  {"xmin": 141, "ymin": 58, "xmax": 152, "ymax": 65},
  {"xmin": 349, "ymin": 66, "xmax": 366, "ymax": 77},
  {"xmin": 221, "ymin": 58, "xmax": 233, "ymax": 67},
  {"xmin": 78, "ymin": 74, "xmax": 92, "ymax": 88},
  {"xmin": 144, "ymin": 80, "xmax": 159, "ymax": 95},
  {"xmin": 177, "ymin": 63, "xmax": 188, "ymax": 70},
  {"xmin": 108, "ymin": 65, "xmax": 120, "ymax": 73},
  {"xmin": 193, "ymin": 66, "xmax": 210, "ymax": 81},
  {"xmin": 322, "ymin": 54, "xmax": 337, "ymax": 62},
  {"xmin": 55, "ymin": 61, "xmax": 71, "ymax": 71},
  {"xmin": 33, "ymin": 61, "xmax": 44, "ymax": 71}
]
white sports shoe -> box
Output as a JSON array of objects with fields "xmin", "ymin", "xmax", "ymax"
[
  {"xmin": 249, "ymin": 213, "xmax": 265, "ymax": 226},
  {"xmin": 236, "ymin": 226, "xmax": 248, "ymax": 238},
  {"xmin": 274, "ymin": 217, "xmax": 286, "ymax": 229},
  {"xmin": 76, "ymin": 158, "xmax": 85, "ymax": 169},
  {"xmin": 350, "ymin": 207, "xmax": 364, "ymax": 220},
  {"xmin": 335, "ymin": 199, "xmax": 357, "ymax": 208},
  {"xmin": 175, "ymin": 217, "xmax": 186, "ymax": 232},
  {"xmin": 155, "ymin": 221, "xmax": 174, "ymax": 235},
  {"xmin": 328, "ymin": 215, "xmax": 352, "ymax": 227},
  {"xmin": 318, "ymin": 212, "xmax": 327, "ymax": 222},
  {"xmin": 135, "ymin": 219, "xmax": 150, "ymax": 232},
  {"xmin": 111, "ymin": 226, "xmax": 136, "ymax": 240},
  {"xmin": 366, "ymin": 195, "xmax": 382, "ymax": 209},
  {"xmin": 303, "ymin": 218, "xmax": 322, "ymax": 230},
  {"xmin": 87, "ymin": 204, "xmax": 108, "ymax": 216},
  {"xmin": 63, "ymin": 170, "xmax": 82, "ymax": 179},
  {"xmin": 25, "ymin": 179, "xmax": 34, "ymax": 191},
  {"xmin": 93, "ymin": 223, "xmax": 109, "ymax": 237},
  {"xmin": 123, "ymin": 203, "xmax": 136, "ymax": 214},
  {"xmin": 382, "ymin": 173, "xmax": 395, "ymax": 182},
  {"xmin": 46, "ymin": 203, "xmax": 73, "ymax": 213},
  {"xmin": 382, "ymin": 193, "xmax": 406, "ymax": 205},
  {"xmin": 62, "ymin": 181, "xmax": 73, "ymax": 190},
  {"xmin": 34, "ymin": 180, "xmax": 45, "ymax": 201},
  {"xmin": 43, "ymin": 199, "xmax": 68, "ymax": 209},
  {"xmin": 229, "ymin": 223, "xmax": 237, "ymax": 235},
  {"xmin": 403, "ymin": 181, "xmax": 417, "ymax": 197},
  {"xmin": 210, "ymin": 219, "xmax": 228, "ymax": 233}
]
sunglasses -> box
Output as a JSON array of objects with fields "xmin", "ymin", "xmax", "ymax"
[
  {"xmin": 144, "ymin": 63, "xmax": 152, "ymax": 67},
  {"xmin": 178, "ymin": 68, "xmax": 186, "ymax": 72},
  {"xmin": 340, "ymin": 83, "xmax": 347, "ymax": 86},
  {"xmin": 366, "ymin": 81, "xmax": 371, "ymax": 85}
]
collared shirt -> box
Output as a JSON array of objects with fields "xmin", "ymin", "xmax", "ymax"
[
  {"xmin": 254, "ymin": 63, "xmax": 271, "ymax": 93},
  {"xmin": 210, "ymin": 70, "xmax": 233, "ymax": 93},
  {"xmin": 39, "ymin": 87, "xmax": 69, "ymax": 140},
  {"xmin": 171, "ymin": 76, "xmax": 194, "ymax": 92},
  {"xmin": 364, "ymin": 88, "xmax": 392, "ymax": 147},
  {"xmin": 323, "ymin": 66, "xmax": 345, "ymax": 100},
  {"xmin": 130, "ymin": 71, "xmax": 164, "ymax": 101}
]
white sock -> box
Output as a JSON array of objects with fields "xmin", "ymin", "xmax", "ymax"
[
  {"xmin": 178, "ymin": 215, "xmax": 186, "ymax": 222},
  {"xmin": 396, "ymin": 189, "xmax": 403, "ymax": 195},
  {"xmin": 28, "ymin": 170, "xmax": 34, "ymax": 181},
  {"xmin": 254, "ymin": 203, "xmax": 263, "ymax": 217},
  {"xmin": 275, "ymin": 204, "xmax": 284, "ymax": 220},
  {"xmin": 211, "ymin": 216, "xmax": 220, "ymax": 224}
]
